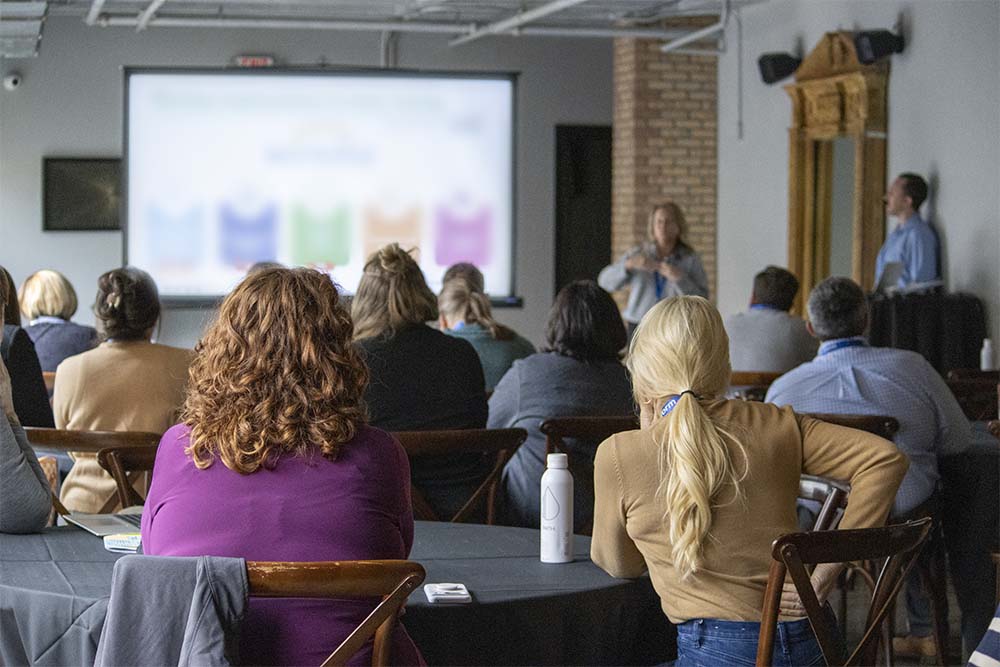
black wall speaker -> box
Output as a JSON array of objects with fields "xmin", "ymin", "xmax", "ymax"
[{"xmin": 758, "ymin": 53, "xmax": 801, "ymax": 85}]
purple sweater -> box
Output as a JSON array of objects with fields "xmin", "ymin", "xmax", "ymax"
[{"xmin": 142, "ymin": 423, "xmax": 423, "ymax": 666}]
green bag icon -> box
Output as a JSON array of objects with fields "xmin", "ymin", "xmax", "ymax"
[{"xmin": 289, "ymin": 204, "xmax": 351, "ymax": 266}]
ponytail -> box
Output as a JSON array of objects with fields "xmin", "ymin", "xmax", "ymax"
[
  {"xmin": 438, "ymin": 277, "xmax": 514, "ymax": 341},
  {"xmin": 627, "ymin": 296, "xmax": 746, "ymax": 579}
]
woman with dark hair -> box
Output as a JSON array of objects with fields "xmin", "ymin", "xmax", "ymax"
[
  {"xmin": 438, "ymin": 276, "xmax": 534, "ymax": 391},
  {"xmin": 489, "ymin": 280, "xmax": 634, "ymax": 529},
  {"xmin": 55, "ymin": 267, "xmax": 193, "ymax": 513},
  {"xmin": 0, "ymin": 265, "xmax": 54, "ymax": 428},
  {"xmin": 143, "ymin": 268, "xmax": 421, "ymax": 666},
  {"xmin": 598, "ymin": 201, "xmax": 709, "ymax": 337},
  {"xmin": 353, "ymin": 243, "xmax": 488, "ymax": 521}
]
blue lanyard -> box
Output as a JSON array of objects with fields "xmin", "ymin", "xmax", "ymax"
[
  {"xmin": 749, "ymin": 304, "xmax": 781, "ymax": 311},
  {"xmin": 660, "ymin": 391, "xmax": 700, "ymax": 417},
  {"xmin": 654, "ymin": 272, "xmax": 666, "ymax": 300},
  {"xmin": 818, "ymin": 338, "xmax": 867, "ymax": 356},
  {"xmin": 451, "ymin": 321, "xmax": 466, "ymax": 331}
]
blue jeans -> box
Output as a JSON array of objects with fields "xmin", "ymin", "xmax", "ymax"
[{"xmin": 675, "ymin": 615, "xmax": 836, "ymax": 667}]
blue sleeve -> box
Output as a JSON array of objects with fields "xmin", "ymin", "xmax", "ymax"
[{"xmin": 904, "ymin": 226, "xmax": 940, "ymax": 284}]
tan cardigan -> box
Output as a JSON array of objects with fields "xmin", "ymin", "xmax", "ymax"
[
  {"xmin": 591, "ymin": 399, "xmax": 907, "ymax": 624},
  {"xmin": 54, "ymin": 340, "xmax": 193, "ymax": 513}
]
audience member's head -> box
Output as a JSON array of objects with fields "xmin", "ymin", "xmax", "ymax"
[
  {"xmin": 626, "ymin": 295, "xmax": 742, "ymax": 577},
  {"xmin": 352, "ymin": 244, "xmax": 437, "ymax": 341},
  {"xmin": 438, "ymin": 277, "xmax": 512, "ymax": 341},
  {"xmin": 544, "ymin": 280, "xmax": 626, "ymax": 362},
  {"xmin": 442, "ymin": 262, "xmax": 485, "ymax": 294},
  {"xmin": 183, "ymin": 267, "xmax": 367, "ymax": 473},
  {"xmin": 247, "ymin": 260, "xmax": 284, "ymax": 275},
  {"xmin": 0, "ymin": 265, "xmax": 20, "ymax": 327},
  {"xmin": 93, "ymin": 267, "xmax": 160, "ymax": 341},
  {"xmin": 806, "ymin": 277, "xmax": 868, "ymax": 341},
  {"xmin": 885, "ymin": 172, "xmax": 928, "ymax": 217},
  {"xmin": 647, "ymin": 201, "xmax": 691, "ymax": 251},
  {"xmin": 751, "ymin": 266, "xmax": 799, "ymax": 311},
  {"xmin": 19, "ymin": 270, "xmax": 79, "ymax": 322}
]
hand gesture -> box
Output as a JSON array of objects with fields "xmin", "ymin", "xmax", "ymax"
[
  {"xmin": 657, "ymin": 262, "xmax": 685, "ymax": 283},
  {"xmin": 625, "ymin": 255, "xmax": 660, "ymax": 273}
]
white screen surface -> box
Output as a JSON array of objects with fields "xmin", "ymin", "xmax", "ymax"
[{"xmin": 126, "ymin": 70, "xmax": 514, "ymax": 300}]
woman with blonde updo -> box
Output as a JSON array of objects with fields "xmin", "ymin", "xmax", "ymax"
[
  {"xmin": 438, "ymin": 276, "xmax": 534, "ymax": 391},
  {"xmin": 142, "ymin": 268, "xmax": 421, "ymax": 666},
  {"xmin": 20, "ymin": 269, "xmax": 97, "ymax": 372},
  {"xmin": 353, "ymin": 243, "xmax": 487, "ymax": 520},
  {"xmin": 55, "ymin": 267, "xmax": 192, "ymax": 513},
  {"xmin": 590, "ymin": 296, "xmax": 907, "ymax": 667}
]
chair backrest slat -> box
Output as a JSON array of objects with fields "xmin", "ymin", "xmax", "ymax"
[
  {"xmin": 540, "ymin": 416, "xmax": 639, "ymax": 457},
  {"xmin": 96, "ymin": 445, "xmax": 159, "ymax": 508},
  {"xmin": 25, "ymin": 427, "xmax": 161, "ymax": 453},
  {"xmin": 246, "ymin": 560, "xmax": 425, "ymax": 667}
]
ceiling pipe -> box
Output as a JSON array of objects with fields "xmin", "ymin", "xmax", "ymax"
[
  {"xmin": 450, "ymin": 0, "xmax": 590, "ymax": 47},
  {"xmin": 100, "ymin": 16, "xmax": 474, "ymax": 34},
  {"xmin": 83, "ymin": 0, "xmax": 105, "ymax": 25},
  {"xmin": 135, "ymin": 0, "xmax": 167, "ymax": 31},
  {"xmin": 660, "ymin": 0, "xmax": 729, "ymax": 54}
]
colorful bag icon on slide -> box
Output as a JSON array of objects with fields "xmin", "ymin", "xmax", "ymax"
[
  {"xmin": 434, "ymin": 204, "xmax": 492, "ymax": 266},
  {"xmin": 218, "ymin": 203, "xmax": 279, "ymax": 267},
  {"xmin": 146, "ymin": 205, "xmax": 204, "ymax": 267},
  {"xmin": 363, "ymin": 206, "xmax": 421, "ymax": 260},
  {"xmin": 289, "ymin": 205, "xmax": 351, "ymax": 267}
]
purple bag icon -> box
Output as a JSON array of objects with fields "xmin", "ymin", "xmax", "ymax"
[{"xmin": 434, "ymin": 204, "xmax": 492, "ymax": 266}]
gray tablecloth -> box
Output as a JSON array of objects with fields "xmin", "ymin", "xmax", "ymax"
[{"xmin": 0, "ymin": 522, "xmax": 673, "ymax": 666}]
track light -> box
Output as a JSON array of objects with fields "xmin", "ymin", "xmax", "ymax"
[
  {"xmin": 854, "ymin": 30, "xmax": 905, "ymax": 65},
  {"xmin": 758, "ymin": 52, "xmax": 801, "ymax": 85}
]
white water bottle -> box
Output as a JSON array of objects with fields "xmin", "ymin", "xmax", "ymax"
[
  {"xmin": 540, "ymin": 453, "xmax": 574, "ymax": 563},
  {"xmin": 982, "ymin": 338, "xmax": 995, "ymax": 371}
]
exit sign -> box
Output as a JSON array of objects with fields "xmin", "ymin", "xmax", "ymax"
[{"xmin": 232, "ymin": 55, "xmax": 276, "ymax": 68}]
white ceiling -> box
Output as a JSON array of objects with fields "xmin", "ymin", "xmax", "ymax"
[{"xmin": 1, "ymin": 0, "xmax": 765, "ymax": 57}]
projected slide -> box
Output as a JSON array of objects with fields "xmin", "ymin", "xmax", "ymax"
[{"xmin": 126, "ymin": 70, "xmax": 514, "ymax": 299}]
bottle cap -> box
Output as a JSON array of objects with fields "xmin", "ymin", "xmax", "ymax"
[{"xmin": 547, "ymin": 453, "xmax": 569, "ymax": 469}]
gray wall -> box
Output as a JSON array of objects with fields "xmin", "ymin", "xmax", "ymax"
[
  {"xmin": 0, "ymin": 17, "xmax": 614, "ymax": 347},
  {"xmin": 717, "ymin": 0, "xmax": 1000, "ymax": 346}
]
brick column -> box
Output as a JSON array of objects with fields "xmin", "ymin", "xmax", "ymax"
[{"xmin": 612, "ymin": 36, "xmax": 718, "ymax": 303}]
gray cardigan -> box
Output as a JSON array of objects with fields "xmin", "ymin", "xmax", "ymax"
[
  {"xmin": 0, "ymin": 416, "xmax": 51, "ymax": 533},
  {"xmin": 598, "ymin": 242, "xmax": 709, "ymax": 325}
]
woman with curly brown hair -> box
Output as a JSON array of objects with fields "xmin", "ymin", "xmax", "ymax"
[{"xmin": 141, "ymin": 267, "xmax": 422, "ymax": 666}]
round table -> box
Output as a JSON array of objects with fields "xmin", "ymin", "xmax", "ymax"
[{"xmin": 0, "ymin": 522, "xmax": 673, "ymax": 666}]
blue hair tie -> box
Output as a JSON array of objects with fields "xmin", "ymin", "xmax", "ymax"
[{"xmin": 660, "ymin": 390, "xmax": 701, "ymax": 417}]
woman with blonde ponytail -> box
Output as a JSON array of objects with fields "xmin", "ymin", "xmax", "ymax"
[
  {"xmin": 591, "ymin": 296, "xmax": 908, "ymax": 667},
  {"xmin": 438, "ymin": 276, "xmax": 534, "ymax": 390}
]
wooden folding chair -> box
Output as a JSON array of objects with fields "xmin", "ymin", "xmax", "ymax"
[
  {"xmin": 25, "ymin": 428, "xmax": 162, "ymax": 513},
  {"xmin": 540, "ymin": 415, "xmax": 639, "ymax": 457},
  {"xmin": 946, "ymin": 368, "xmax": 999, "ymax": 383},
  {"xmin": 756, "ymin": 518, "xmax": 932, "ymax": 667},
  {"xmin": 392, "ymin": 428, "xmax": 526, "ymax": 524},
  {"xmin": 246, "ymin": 560, "xmax": 425, "ymax": 667},
  {"xmin": 945, "ymin": 378, "xmax": 999, "ymax": 421},
  {"xmin": 97, "ymin": 445, "xmax": 159, "ymax": 508},
  {"xmin": 730, "ymin": 371, "xmax": 784, "ymax": 401},
  {"xmin": 799, "ymin": 475, "xmax": 850, "ymax": 532},
  {"xmin": 803, "ymin": 413, "xmax": 899, "ymax": 441}
]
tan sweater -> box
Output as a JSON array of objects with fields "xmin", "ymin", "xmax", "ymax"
[
  {"xmin": 591, "ymin": 399, "xmax": 907, "ymax": 624},
  {"xmin": 54, "ymin": 340, "xmax": 194, "ymax": 513}
]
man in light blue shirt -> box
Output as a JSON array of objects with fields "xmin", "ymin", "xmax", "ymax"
[
  {"xmin": 767, "ymin": 277, "xmax": 970, "ymax": 658},
  {"xmin": 875, "ymin": 172, "xmax": 940, "ymax": 288}
]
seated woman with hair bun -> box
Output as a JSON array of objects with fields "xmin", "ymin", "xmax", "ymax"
[
  {"xmin": 591, "ymin": 296, "xmax": 908, "ymax": 666},
  {"xmin": 353, "ymin": 243, "xmax": 488, "ymax": 521},
  {"xmin": 55, "ymin": 267, "xmax": 193, "ymax": 513},
  {"xmin": 143, "ymin": 268, "xmax": 421, "ymax": 666},
  {"xmin": 438, "ymin": 276, "xmax": 534, "ymax": 391}
]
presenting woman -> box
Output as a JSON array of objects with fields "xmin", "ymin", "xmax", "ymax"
[
  {"xmin": 590, "ymin": 296, "xmax": 907, "ymax": 666},
  {"xmin": 142, "ymin": 268, "xmax": 422, "ymax": 666},
  {"xmin": 598, "ymin": 202, "xmax": 709, "ymax": 336}
]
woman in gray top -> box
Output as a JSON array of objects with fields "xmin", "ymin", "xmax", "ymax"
[
  {"xmin": 0, "ymin": 280, "xmax": 51, "ymax": 534},
  {"xmin": 598, "ymin": 202, "xmax": 709, "ymax": 335},
  {"xmin": 489, "ymin": 280, "xmax": 634, "ymax": 530}
]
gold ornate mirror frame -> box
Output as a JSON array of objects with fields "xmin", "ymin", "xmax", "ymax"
[{"xmin": 785, "ymin": 32, "xmax": 889, "ymax": 312}]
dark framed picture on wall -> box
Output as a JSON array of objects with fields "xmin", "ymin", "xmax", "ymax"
[{"xmin": 43, "ymin": 157, "xmax": 121, "ymax": 231}]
